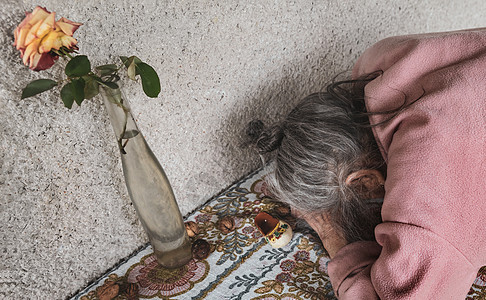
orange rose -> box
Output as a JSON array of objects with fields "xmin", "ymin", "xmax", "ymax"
[{"xmin": 14, "ymin": 6, "xmax": 82, "ymax": 71}]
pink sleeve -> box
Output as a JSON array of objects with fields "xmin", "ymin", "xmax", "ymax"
[
  {"xmin": 328, "ymin": 28, "xmax": 486, "ymax": 299},
  {"xmin": 329, "ymin": 225, "xmax": 476, "ymax": 299}
]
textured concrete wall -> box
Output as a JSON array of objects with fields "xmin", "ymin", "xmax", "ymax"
[{"xmin": 1, "ymin": 0, "xmax": 485, "ymax": 298}]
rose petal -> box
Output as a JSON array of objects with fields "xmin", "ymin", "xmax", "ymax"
[
  {"xmin": 58, "ymin": 35, "xmax": 78, "ymax": 49},
  {"xmin": 28, "ymin": 51, "xmax": 41, "ymax": 69},
  {"xmin": 30, "ymin": 52, "xmax": 57, "ymax": 71},
  {"xmin": 30, "ymin": 7, "xmax": 52, "ymax": 24},
  {"xmin": 26, "ymin": 7, "xmax": 52, "ymax": 31},
  {"xmin": 51, "ymin": 32, "xmax": 65, "ymax": 51},
  {"xmin": 13, "ymin": 17, "xmax": 31, "ymax": 47},
  {"xmin": 23, "ymin": 38, "xmax": 40, "ymax": 65},
  {"xmin": 56, "ymin": 17, "xmax": 83, "ymax": 36},
  {"xmin": 15, "ymin": 12, "xmax": 34, "ymax": 37},
  {"xmin": 15, "ymin": 6, "xmax": 52, "ymax": 49},
  {"xmin": 24, "ymin": 19, "xmax": 43, "ymax": 46},
  {"xmin": 35, "ymin": 12, "xmax": 56, "ymax": 38},
  {"xmin": 38, "ymin": 30, "xmax": 58, "ymax": 53},
  {"xmin": 15, "ymin": 25, "xmax": 30, "ymax": 49}
]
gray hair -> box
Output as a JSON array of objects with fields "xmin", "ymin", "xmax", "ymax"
[{"xmin": 249, "ymin": 87, "xmax": 384, "ymax": 243}]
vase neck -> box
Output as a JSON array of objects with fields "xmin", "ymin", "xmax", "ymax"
[{"xmin": 100, "ymin": 86, "xmax": 140, "ymax": 153}]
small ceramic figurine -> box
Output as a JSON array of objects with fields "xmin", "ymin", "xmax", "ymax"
[{"xmin": 254, "ymin": 211, "xmax": 293, "ymax": 248}]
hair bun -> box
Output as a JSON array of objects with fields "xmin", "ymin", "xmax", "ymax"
[
  {"xmin": 247, "ymin": 120, "xmax": 284, "ymax": 154},
  {"xmin": 247, "ymin": 120, "xmax": 265, "ymax": 141}
]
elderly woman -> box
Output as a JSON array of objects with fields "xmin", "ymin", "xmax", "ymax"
[{"xmin": 251, "ymin": 28, "xmax": 486, "ymax": 299}]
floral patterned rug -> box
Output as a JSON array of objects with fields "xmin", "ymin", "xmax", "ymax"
[{"xmin": 71, "ymin": 169, "xmax": 486, "ymax": 300}]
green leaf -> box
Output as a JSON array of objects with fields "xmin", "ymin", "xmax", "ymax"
[
  {"xmin": 120, "ymin": 56, "xmax": 142, "ymax": 75},
  {"xmin": 123, "ymin": 129, "xmax": 139, "ymax": 139},
  {"xmin": 102, "ymin": 81, "xmax": 119, "ymax": 89},
  {"xmin": 82, "ymin": 75, "xmax": 100, "ymax": 99},
  {"xmin": 71, "ymin": 78, "xmax": 86, "ymax": 105},
  {"xmin": 21, "ymin": 79, "xmax": 58, "ymax": 99},
  {"xmin": 127, "ymin": 60, "xmax": 136, "ymax": 80},
  {"xmin": 96, "ymin": 64, "xmax": 118, "ymax": 71},
  {"xmin": 61, "ymin": 83, "xmax": 75, "ymax": 109},
  {"xmin": 136, "ymin": 62, "xmax": 161, "ymax": 98},
  {"xmin": 107, "ymin": 74, "xmax": 121, "ymax": 83},
  {"xmin": 120, "ymin": 56, "xmax": 142, "ymax": 67},
  {"xmin": 91, "ymin": 75, "xmax": 106, "ymax": 85},
  {"xmin": 60, "ymin": 79, "xmax": 86, "ymax": 109},
  {"xmin": 96, "ymin": 64, "xmax": 118, "ymax": 77},
  {"xmin": 120, "ymin": 56, "xmax": 160, "ymax": 97},
  {"xmin": 92, "ymin": 76, "xmax": 119, "ymax": 89},
  {"xmin": 120, "ymin": 56, "xmax": 129, "ymax": 65},
  {"xmin": 65, "ymin": 55, "xmax": 91, "ymax": 77}
]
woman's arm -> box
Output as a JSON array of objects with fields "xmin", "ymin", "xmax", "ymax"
[{"xmin": 299, "ymin": 211, "xmax": 348, "ymax": 258}]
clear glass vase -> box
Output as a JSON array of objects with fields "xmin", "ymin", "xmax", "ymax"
[{"xmin": 100, "ymin": 86, "xmax": 192, "ymax": 269}]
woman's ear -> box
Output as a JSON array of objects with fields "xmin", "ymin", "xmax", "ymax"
[{"xmin": 345, "ymin": 169, "xmax": 385, "ymax": 199}]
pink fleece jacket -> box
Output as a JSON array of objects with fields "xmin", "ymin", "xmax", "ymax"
[{"xmin": 327, "ymin": 28, "xmax": 486, "ymax": 299}]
